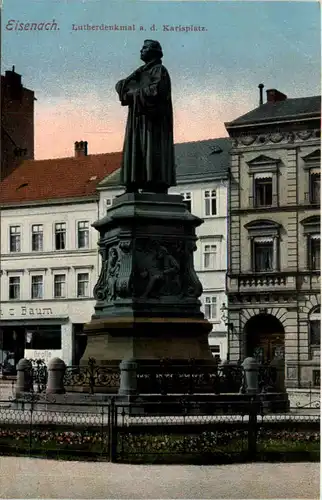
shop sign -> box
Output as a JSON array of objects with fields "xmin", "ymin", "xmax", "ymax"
[
  {"xmin": 0, "ymin": 306, "xmax": 53, "ymax": 318},
  {"xmin": 24, "ymin": 349, "xmax": 63, "ymax": 365}
]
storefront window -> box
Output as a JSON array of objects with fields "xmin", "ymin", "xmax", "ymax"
[{"xmin": 25, "ymin": 325, "xmax": 61, "ymax": 350}]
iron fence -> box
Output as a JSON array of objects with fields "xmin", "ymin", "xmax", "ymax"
[
  {"xmin": 20, "ymin": 357, "xmax": 283, "ymax": 396},
  {"xmin": 0, "ymin": 397, "xmax": 319, "ymax": 464}
]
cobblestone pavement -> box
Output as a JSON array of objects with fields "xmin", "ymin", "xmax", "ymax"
[{"xmin": 0, "ymin": 458, "xmax": 319, "ymax": 499}]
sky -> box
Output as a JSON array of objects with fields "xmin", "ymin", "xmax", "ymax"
[{"xmin": 2, "ymin": 0, "xmax": 321, "ymax": 160}]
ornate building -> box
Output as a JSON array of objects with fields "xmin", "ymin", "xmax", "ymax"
[
  {"xmin": 0, "ymin": 141, "xmax": 120, "ymax": 369},
  {"xmin": 225, "ymin": 87, "xmax": 320, "ymax": 394}
]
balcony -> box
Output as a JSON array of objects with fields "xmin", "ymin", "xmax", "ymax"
[
  {"xmin": 228, "ymin": 273, "xmax": 295, "ymax": 293},
  {"xmin": 228, "ymin": 271, "xmax": 320, "ymax": 293},
  {"xmin": 298, "ymin": 271, "xmax": 320, "ymax": 291}
]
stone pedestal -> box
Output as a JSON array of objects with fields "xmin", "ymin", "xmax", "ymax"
[{"xmin": 81, "ymin": 192, "xmax": 214, "ymax": 389}]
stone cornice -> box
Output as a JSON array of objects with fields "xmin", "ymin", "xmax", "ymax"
[{"xmin": 230, "ymin": 129, "xmax": 320, "ymax": 150}]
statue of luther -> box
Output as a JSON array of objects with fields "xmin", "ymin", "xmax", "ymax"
[{"xmin": 115, "ymin": 40, "xmax": 176, "ymax": 193}]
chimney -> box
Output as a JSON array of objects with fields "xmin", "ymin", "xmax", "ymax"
[
  {"xmin": 258, "ymin": 83, "xmax": 264, "ymax": 106},
  {"xmin": 74, "ymin": 141, "xmax": 88, "ymax": 157},
  {"xmin": 266, "ymin": 89, "xmax": 287, "ymax": 104}
]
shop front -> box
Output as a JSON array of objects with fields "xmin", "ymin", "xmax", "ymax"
[{"xmin": 0, "ymin": 301, "xmax": 93, "ymax": 372}]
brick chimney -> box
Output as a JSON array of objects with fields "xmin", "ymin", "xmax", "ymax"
[
  {"xmin": 74, "ymin": 141, "xmax": 88, "ymax": 157},
  {"xmin": 266, "ymin": 89, "xmax": 287, "ymax": 103}
]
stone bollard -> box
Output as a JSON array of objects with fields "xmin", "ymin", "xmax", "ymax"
[
  {"xmin": 15, "ymin": 358, "xmax": 33, "ymax": 397},
  {"xmin": 270, "ymin": 356, "xmax": 285, "ymax": 393},
  {"xmin": 46, "ymin": 358, "xmax": 66, "ymax": 394},
  {"xmin": 242, "ymin": 357, "xmax": 260, "ymax": 394},
  {"xmin": 118, "ymin": 359, "xmax": 138, "ymax": 395}
]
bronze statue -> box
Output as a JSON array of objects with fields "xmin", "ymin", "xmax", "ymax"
[{"xmin": 115, "ymin": 40, "xmax": 176, "ymax": 193}]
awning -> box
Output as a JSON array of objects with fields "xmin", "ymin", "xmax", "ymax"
[
  {"xmin": 254, "ymin": 172, "xmax": 273, "ymax": 180},
  {"xmin": 310, "ymin": 168, "xmax": 320, "ymax": 175},
  {"xmin": 253, "ymin": 236, "xmax": 273, "ymax": 243},
  {"xmin": 310, "ymin": 234, "xmax": 320, "ymax": 240}
]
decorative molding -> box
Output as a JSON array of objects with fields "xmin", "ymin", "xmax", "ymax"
[
  {"xmin": 232, "ymin": 129, "xmax": 320, "ymax": 148},
  {"xmin": 301, "ymin": 148, "xmax": 321, "ymax": 170},
  {"xmin": 27, "ymin": 268, "xmax": 48, "ymax": 274},
  {"xmin": 244, "ymin": 219, "xmax": 281, "ymax": 238},
  {"xmin": 238, "ymin": 305, "xmax": 288, "ymax": 329},
  {"xmin": 4, "ymin": 269, "xmax": 25, "ymax": 275},
  {"xmin": 301, "ymin": 215, "xmax": 320, "ymax": 235},
  {"xmin": 72, "ymin": 265, "xmax": 94, "ymax": 270},
  {"xmin": 50, "ymin": 267, "xmax": 72, "ymax": 274},
  {"xmin": 229, "ymin": 293, "xmax": 298, "ymax": 305}
]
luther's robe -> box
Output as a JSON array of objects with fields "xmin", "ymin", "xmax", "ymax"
[{"xmin": 115, "ymin": 59, "xmax": 176, "ymax": 191}]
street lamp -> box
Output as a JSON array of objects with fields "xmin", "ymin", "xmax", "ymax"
[{"xmin": 220, "ymin": 303, "xmax": 233, "ymax": 361}]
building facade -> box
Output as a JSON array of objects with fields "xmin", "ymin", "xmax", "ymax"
[
  {"xmin": 0, "ymin": 142, "xmax": 120, "ymax": 369},
  {"xmin": 225, "ymin": 88, "xmax": 321, "ymax": 391},
  {"xmin": 1, "ymin": 67, "xmax": 35, "ymax": 180},
  {"xmin": 97, "ymin": 139, "xmax": 231, "ymax": 361}
]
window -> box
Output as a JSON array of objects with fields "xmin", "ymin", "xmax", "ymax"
[
  {"xmin": 31, "ymin": 275, "xmax": 43, "ymax": 299},
  {"xmin": 55, "ymin": 222, "xmax": 66, "ymax": 250},
  {"xmin": 77, "ymin": 221, "xmax": 89, "ymax": 249},
  {"xmin": 254, "ymin": 177, "xmax": 273, "ymax": 207},
  {"xmin": 204, "ymin": 190, "xmax": 217, "ymax": 216},
  {"xmin": 203, "ymin": 244, "xmax": 217, "ymax": 269},
  {"xmin": 54, "ymin": 274, "xmax": 66, "ymax": 298},
  {"xmin": 253, "ymin": 238, "xmax": 274, "ymax": 272},
  {"xmin": 302, "ymin": 150, "xmax": 320, "ymax": 205},
  {"xmin": 105, "ymin": 198, "xmax": 112, "ymax": 213},
  {"xmin": 25, "ymin": 325, "xmax": 61, "ymax": 350},
  {"xmin": 9, "ymin": 226, "xmax": 21, "ymax": 252},
  {"xmin": 309, "ymin": 307, "xmax": 320, "ymax": 363},
  {"xmin": 309, "ymin": 320, "xmax": 320, "ymax": 346},
  {"xmin": 301, "ymin": 216, "xmax": 320, "ymax": 270},
  {"xmin": 245, "ymin": 220, "xmax": 281, "ymax": 273},
  {"xmin": 181, "ymin": 192, "xmax": 192, "ymax": 212},
  {"xmin": 313, "ymin": 370, "xmax": 320, "ymax": 388},
  {"xmin": 308, "ymin": 235, "xmax": 320, "ymax": 270},
  {"xmin": 309, "ymin": 172, "xmax": 320, "ymax": 204},
  {"xmin": 77, "ymin": 272, "xmax": 89, "ymax": 297},
  {"xmin": 204, "ymin": 296, "xmax": 217, "ymax": 320},
  {"xmin": 31, "ymin": 224, "xmax": 43, "ymax": 251},
  {"xmin": 9, "ymin": 277, "xmax": 20, "ymax": 300}
]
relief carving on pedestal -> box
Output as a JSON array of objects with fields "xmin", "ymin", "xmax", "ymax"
[
  {"xmin": 134, "ymin": 240, "xmax": 182, "ymax": 299},
  {"xmin": 133, "ymin": 238, "xmax": 202, "ymax": 300},
  {"xmin": 94, "ymin": 241, "xmax": 132, "ymax": 303}
]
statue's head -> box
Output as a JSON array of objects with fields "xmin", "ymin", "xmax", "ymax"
[{"xmin": 140, "ymin": 40, "xmax": 163, "ymax": 62}]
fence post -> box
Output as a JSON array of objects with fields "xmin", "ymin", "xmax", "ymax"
[
  {"xmin": 15, "ymin": 359, "xmax": 33, "ymax": 397},
  {"xmin": 242, "ymin": 357, "xmax": 259, "ymax": 394},
  {"xmin": 46, "ymin": 358, "xmax": 66, "ymax": 394},
  {"xmin": 109, "ymin": 397, "xmax": 117, "ymax": 462},
  {"xmin": 248, "ymin": 398, "xmax": 258, "ymax": 459},
  {"xmin": 118, "ymin": 359, "xmax": 138, "ymax": 395}
]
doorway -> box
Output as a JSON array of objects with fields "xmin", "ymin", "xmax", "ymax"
[{"xmin": 245, "ymin": 313, "xmax": 285, "ymax": 363}]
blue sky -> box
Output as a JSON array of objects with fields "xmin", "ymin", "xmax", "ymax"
[{"xmin": 2, "ymin": 1, "xmax": 321, "ymax": 159}]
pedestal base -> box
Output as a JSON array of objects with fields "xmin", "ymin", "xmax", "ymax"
[{"xmin": 81, "ymin": 316, "xmax": 213, "ymax": 364}]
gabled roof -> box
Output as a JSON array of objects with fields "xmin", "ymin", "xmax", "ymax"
[
  {"xmin": 0, "ymin": 152, "xmax": 122, "ymax": 205},
  {"xmin": 98, "ymin": 138, "xmax": 232, "ymax": 188},
  {"xmin": 226, "ymin": 95, "xmax": 321, "ymax": 128}
]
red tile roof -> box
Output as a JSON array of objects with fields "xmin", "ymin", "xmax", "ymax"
[{"xmin": 0, "ymin": 152, "xmax": 122, "ymax": 204}]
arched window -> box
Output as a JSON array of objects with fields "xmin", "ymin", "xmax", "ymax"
[{"xmin": 309, "ymin": 306, "xmax": 320, "ymax": 357}]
